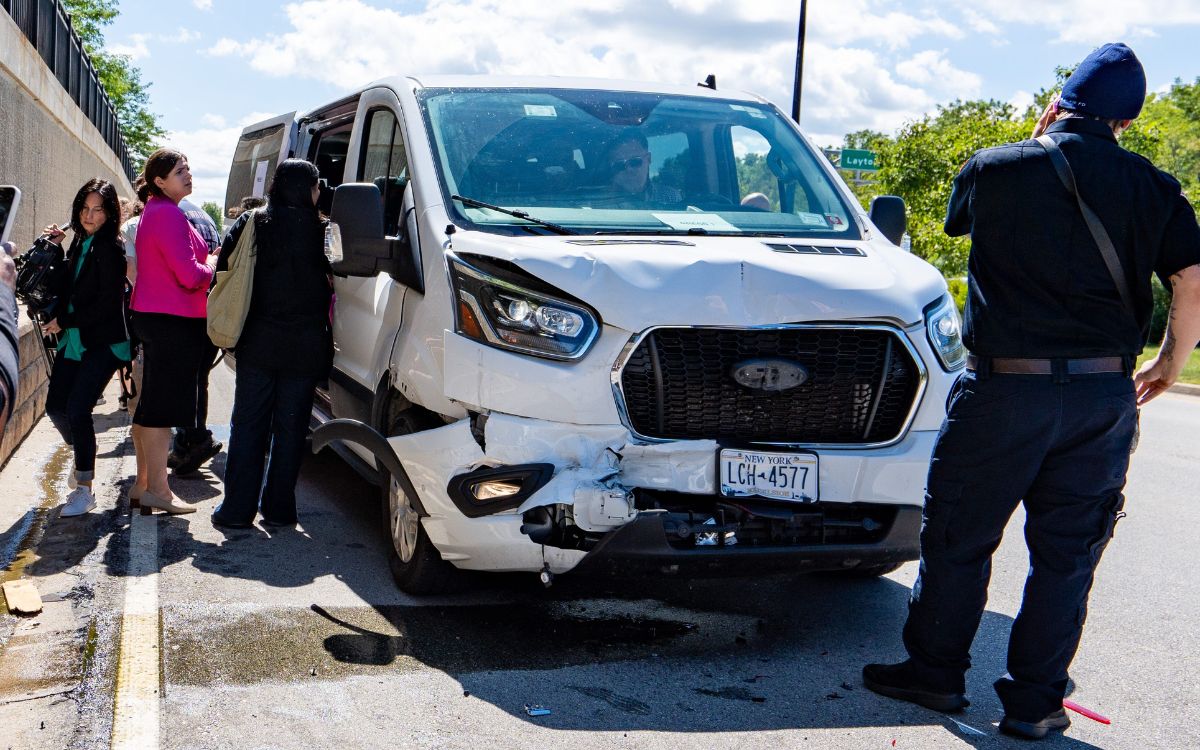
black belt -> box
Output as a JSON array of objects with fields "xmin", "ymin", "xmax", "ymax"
[{"xmin": 966, "ymin": 355, "xmax": 1126, "ymax": 375}]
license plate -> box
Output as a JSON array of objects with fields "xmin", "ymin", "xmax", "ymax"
[{"xmin": 719, "ymin": 449, "xmax": 818, "ymax": 502}]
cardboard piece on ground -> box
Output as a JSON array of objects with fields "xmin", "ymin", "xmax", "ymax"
[{"xmin": 2, "ymin": 580, "xmax": 43, "ymax": 615}]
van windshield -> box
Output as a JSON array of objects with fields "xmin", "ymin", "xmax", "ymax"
[{"xmin": 419, "ymin": 88, "xmax": 861, "ymax": 239}]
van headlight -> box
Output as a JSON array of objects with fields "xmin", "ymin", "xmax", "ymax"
[
  {"xmin": 449, "ymin": 255, "xmax": 600, "ymax": 361},
  {"xmin": 925, "ymin": 295, "xmax": 966, "ymax": 371}
]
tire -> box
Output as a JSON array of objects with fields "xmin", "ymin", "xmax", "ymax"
[
  {"xmin": 378, "ymin": 396, "xmax": 462, "ymax": 595},
  {"xmin": 380, "ymin": 473, "xmax": 461, "ymax": 594}
]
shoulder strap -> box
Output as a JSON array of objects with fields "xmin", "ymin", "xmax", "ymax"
[{"xmin": 1035, "ymin": 134, "xmax": 1136, "ymax": 317}]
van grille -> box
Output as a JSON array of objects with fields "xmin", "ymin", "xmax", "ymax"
[{"xmin": 617, "ymin": 327, "xmax": 921, "ymax": 444}]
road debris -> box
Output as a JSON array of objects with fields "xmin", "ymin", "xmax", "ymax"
[
  {"xmin": 946, "ymin": 716, "xmax": 987, "ymax": 737},
  {"xmin": 524, "ymin": 704, "xmax": 552, "ymax": 717},
  {"xmin": 2, "ymin": 580, "xmax": 42, "ymax": 614},
  {"xmin": 1064, "ymin": 699, "xmax": 1111, "ymax": 725}
]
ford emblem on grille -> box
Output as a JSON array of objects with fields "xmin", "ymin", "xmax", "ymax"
[{"xmin": 730, "ymin": 359, "xmax": 810, "ymax": 392}]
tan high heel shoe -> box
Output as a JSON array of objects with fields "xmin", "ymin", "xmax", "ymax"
[
  {"xmin": 128, "ymin": 486, "xmax": 143, "ymax": 509},
  {"xmin": 139, "ymin": 491, "xmax": 196, "ymax": 515}
]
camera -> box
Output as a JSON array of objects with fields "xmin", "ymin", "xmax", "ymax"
[{"xmin": 14, "ymin": 228, "xmax": 66, "ymax": 322}]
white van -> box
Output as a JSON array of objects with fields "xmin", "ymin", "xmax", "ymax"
[{"xmin": 225, "ymin": 76, "xmax": 965, "ymax": 593}]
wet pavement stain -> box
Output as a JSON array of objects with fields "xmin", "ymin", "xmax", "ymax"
[
  {"xmin": 0, "ymin": 444, "xmax": 71, "ymax": 612},
  {"xmin": 164, "ymin": 599, "xmax": 763, "ymax": 686}
]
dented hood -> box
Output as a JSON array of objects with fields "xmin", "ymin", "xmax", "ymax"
[{"xmin": 447, "ymin": 233, "xmax": 946, "ymax": 332}]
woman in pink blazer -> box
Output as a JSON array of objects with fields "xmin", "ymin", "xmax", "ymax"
[{"xmin": 128, "ymin": 149, "xmax": 218, "ymax": 514}]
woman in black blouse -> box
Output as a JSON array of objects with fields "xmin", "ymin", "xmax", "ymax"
[
  {"xmin": 41, "ymin": 179, "xmax": 132, "ymax": 516},
  {"xmin": 212, "ymin": 160, "xmax": 333, "ymax": 529}
]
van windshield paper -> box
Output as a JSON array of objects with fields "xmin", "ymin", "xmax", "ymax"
[
  {"xmin": 653, "ymin": 213, "xmax": 739, "ymax": 232},
  {"xmin": 252, "ymin": 160, "xmax": 270, "ymax": 199},
  {"xmin": 524, "ymin": 105, "xmax": 557, "ymax": 117}
]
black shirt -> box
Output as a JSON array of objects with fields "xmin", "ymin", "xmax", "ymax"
[
  {"xmin": 217, "ymin": 208, "xmax": 333, "ymax": 378},
  {"xmin": 946, "ymin": 117, "xmax": 1200, "ymax": 357}
]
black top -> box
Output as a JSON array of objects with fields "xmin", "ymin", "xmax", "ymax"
[
  {"xmin": 946, "ymin": 117, "xmax": 1200, "ymax": 357},
  {"xmin": 218, "ymin": 207, "xmax": 333, "ymax": 378},
  {"xmin": 47, "ymin": 232, "xmax": 130, "ymax": 351}
]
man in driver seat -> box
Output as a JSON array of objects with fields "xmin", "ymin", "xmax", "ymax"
[{"xmin": 602, "ymin": 128, "xmax": 682, "ymax": 208}]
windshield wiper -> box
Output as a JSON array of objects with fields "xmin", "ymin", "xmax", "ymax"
[
  {"xmin": 451, "ymin": 195, "xmax": 576, "ymax": 235},
  {"xmin": 591, "ymin": 229, "xmax": 789, "ymax": 237}
]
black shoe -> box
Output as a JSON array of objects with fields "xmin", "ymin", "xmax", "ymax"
[
  {"xmin": 260, "ymin": 517, "xmax": 297, "ymax": 528},
  {"xmin": 173, "ymin": 440, "xmax": 223, "ymax": 476},
  {"xmin": 862, "ymin": 661, "xmax": 969, "ymax": 713},
  {"xmin": 167, "ymin": 450, "xmax": 183, "ymax": 470},
  {"xmin": 1000, "ymin": 709, "xmax": 1070, "ymax": 740},
  {"xmin": 210, "ymin": 514, "xmax": 254, "ymax": 529}
]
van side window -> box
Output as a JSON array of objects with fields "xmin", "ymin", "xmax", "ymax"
[
  {"xmin": 308, "ymin": 123, "xmax": 354, "ymax": 189},
  {"xmin": 360, "ymin": 109, "xmax": 409, "ymax": 236}
]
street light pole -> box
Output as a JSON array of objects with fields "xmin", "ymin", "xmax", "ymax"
[{"xmin": 791, "ymin": 0, "xmax": 808, "ymax": 124}]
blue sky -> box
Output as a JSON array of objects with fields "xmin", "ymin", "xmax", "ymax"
[{"xmin": 104, "ymin": 0, "xmax": 1200, "ymax": 208}]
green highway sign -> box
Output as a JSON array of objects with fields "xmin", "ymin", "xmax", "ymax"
[{"xmin": 840, "ymin": 149, "xmax": 878, "ymax": 171}]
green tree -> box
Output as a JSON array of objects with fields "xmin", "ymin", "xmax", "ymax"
[
  {"xmin": 734, "ymin": 152, "xmax": 779, "ymax": 208},
  {"xmin": 867, "ymin": 100, "xmax": 1029, "ymax": 276},
  {"xmin": 62, "ymin": 0, "xmax": 165, "ymax": 164},
  {"xmin": 201, "ymin": 201, "xmax": 224, "ymax": 234}
]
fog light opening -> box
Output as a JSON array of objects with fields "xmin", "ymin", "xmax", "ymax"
[
  {"xmin": 469, "ymin": 479, "xmax": 523, "ymax": 502},
  {"xmin": 446, "ymin": 463, "xmax": 555, "ymax": 518}
]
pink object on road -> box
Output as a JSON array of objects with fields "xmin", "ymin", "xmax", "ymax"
[{"xmin": 1063, "ymin": 699, "xmax": 1111, "ymax": 725}]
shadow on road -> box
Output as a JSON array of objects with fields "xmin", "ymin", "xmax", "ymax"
[{"xmin": 95, "ymin": 448, "xmax": 1103, "ymax": 748}]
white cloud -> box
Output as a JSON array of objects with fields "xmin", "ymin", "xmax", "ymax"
[
  {"xmin": 961, "ymin": 8, "xmax": 1000, "ymax": 35},
  {"xmin": 167, "ymin": 111, "xmax": 276, "ymax": 208},
  {"xmin": 961, "ymin": 0, "xmax": 1200, "ymax": 44},
  {"xmin": 205, "ymin": 0, "xmax": 978, "ymax": 146},
  {"xmin": 107, "ymin": 34, "xmax": 151, "ymax": 61},
  {"xmin": 896, "ymin": 50, "xmax": 982, "ymax": 98},
  {"xmin": 194, "ymin": 0, "xmax": 214, "ymax": 9},
  {"xmin": 107, "ymin": 28, "xmax": 201, "ymax": 60},
  {"xmin": 172, "ymin": 27, "xmax": 201, "ymax": 43},
  {"xmin": 1008, "ymin": 89, "xmax": 1035, "ymax": 114}
]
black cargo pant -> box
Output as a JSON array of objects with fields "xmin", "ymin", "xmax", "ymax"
[{"xmin": 901, "ymin": 365, "xmax": 1135, "ymax": 721}]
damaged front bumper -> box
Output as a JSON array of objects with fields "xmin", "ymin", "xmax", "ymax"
[{"xmin": 316, "ymin": 412, "xmax": 934, "ymax": 576}]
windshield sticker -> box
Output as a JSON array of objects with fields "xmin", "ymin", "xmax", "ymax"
[
  {"xmin": 523, "ymin": 104, "xmax": 558, "ymax": 118},
  {"xmin": 728, "ymin": 104, "xmax": 767, "ymax": 119},
  {"xmin": 653, "ymin": 213, "xmax": 740, "ymax": 232},
  {"xmin": 797, "ymin": 212, "xmax": 829, "ymax": 227}
]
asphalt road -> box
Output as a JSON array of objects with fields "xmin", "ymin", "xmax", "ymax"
[{"xmin": 1, "ymin": 366, "xmax": 1198, "ymax": 749}]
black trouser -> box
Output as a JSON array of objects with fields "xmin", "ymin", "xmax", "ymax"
[
  {"xmin": 174, "ymin": 338, "xmax": 219, "ymax": 451},
  {"xmin": 214, "ymin": 362, "xmax": 318, "ymax": 524},
  {"xmin": 901, "ymin": 368, "xmax": 1135, "ymax": 721},
  {"xmin": 45, "ymin": 346, "xmax": 122, "ymax": 481}
]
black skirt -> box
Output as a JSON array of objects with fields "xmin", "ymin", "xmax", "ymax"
[{"xmin": 130, "ymin": 312, "xmax": 212, "ymax": 428}]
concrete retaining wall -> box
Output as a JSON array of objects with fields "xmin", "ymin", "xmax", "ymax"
[
  {"xmin": 0, "ymin": 318, "xmax": 51, "ymax": 468},
  {"xmin": 0, "ymin": 11, "xmax": 135, "ymax": 466},
  {"xmin": 0, "ymin": 10, "xmax": 134, "ymax": 248}
]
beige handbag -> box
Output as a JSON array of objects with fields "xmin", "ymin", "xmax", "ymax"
[{"xmin": 206, "ymin": 210, "xmax": 259, "ymax": 349}]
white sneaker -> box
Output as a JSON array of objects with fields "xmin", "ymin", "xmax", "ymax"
[{"xmin": 61, "ymin": 487, "xmax": 96, "ymax": 517}]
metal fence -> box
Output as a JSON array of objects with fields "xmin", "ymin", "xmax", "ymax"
[{"xmin": 1, "ymin": 0, "xmax": 137, "ymax": 182}]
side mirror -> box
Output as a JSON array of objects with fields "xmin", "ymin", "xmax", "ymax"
[
  {"xmin": 329, "ymin": 183, "xmax": 389, "ymax": 277},
  {"xmin": 328, "ymin": 183, "xmax": 423, "ymax": 291},
  {"xmin": 869, "ymin": 195, "xmax": 907, "ymax": 247}
]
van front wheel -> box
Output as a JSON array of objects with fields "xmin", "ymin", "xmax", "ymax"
[{"xmin": 381, "ymin": 474, "xmax": 461, "ymax": 594}]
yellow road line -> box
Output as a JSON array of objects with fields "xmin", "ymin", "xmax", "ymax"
[{"xmin": 111, "ymin": 512, "xmax": 160, "ymax": 749}]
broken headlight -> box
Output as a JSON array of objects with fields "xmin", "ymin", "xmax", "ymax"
[{"xmin": 449, "ymin": 254, "xmax": 600, "ymax": 361}]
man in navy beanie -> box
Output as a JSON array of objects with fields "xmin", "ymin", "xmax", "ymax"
[{"xmin": 863, "ymin": 43, "xmax": 1200, "ymax": 740}]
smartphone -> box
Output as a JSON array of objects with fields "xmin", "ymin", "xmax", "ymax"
[{"xmin": 0, "ymin": 186, "xmax": 20, "ymax": 245}]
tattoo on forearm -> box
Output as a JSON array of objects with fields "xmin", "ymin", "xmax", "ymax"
[{"xmin": 1162, "ymin": 306, "xmax": 1178, "ymax": 363}]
